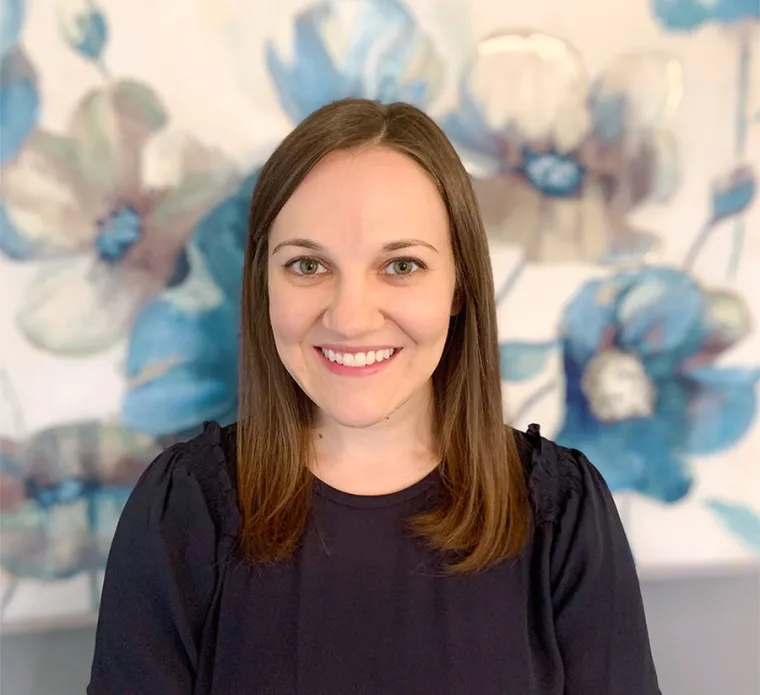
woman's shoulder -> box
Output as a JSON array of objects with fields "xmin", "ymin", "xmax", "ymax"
[
  {"xmin": 129, "ymin": 420, "xmax": 240, "ymax": 537},
  {"xmin": 511, "ymin": 423, "xmax": 598, "ymax": 526}
]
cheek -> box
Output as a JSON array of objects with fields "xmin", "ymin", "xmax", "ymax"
[
  {"xmin": 395, "ymin": 286, "xmax": 455, "ymax": 343},
  {"xmin": 268, "ymin": 279, "xmax": 320, "ymax": 347}
]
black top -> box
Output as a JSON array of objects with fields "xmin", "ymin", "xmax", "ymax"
[{"xmin": 88, "ymin": 422, "xmax": 661, "ymax": 695}]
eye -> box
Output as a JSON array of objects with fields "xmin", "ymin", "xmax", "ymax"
[
  {"xmin": 384, "ymin": 258, "xmax": 422, "ymax": 276},
  {"xmin": 286, "ymin": 257, "xmax": 327, "ymax": 276}
]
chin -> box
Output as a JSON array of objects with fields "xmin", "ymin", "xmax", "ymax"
[{"xmin": 320, "ymin": 405, "xmax": 394, "ymax": 430}]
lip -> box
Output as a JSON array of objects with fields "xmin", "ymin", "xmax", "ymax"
[{"xmin": 314, "ymin": 346, "xmax": 401, "ymax": 377}]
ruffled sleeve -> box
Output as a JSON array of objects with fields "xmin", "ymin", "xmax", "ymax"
[
  {"xmin": 88, "ymin": 423, "xmax": 238, "ymax": 694},
  {"xmin": 523, "ymin": 425, "xmax": 661, "ymax": 695}
]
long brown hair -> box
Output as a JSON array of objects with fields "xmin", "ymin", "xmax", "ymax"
[{"xmin": 238, "ymin": 98, "xmax": 530, "ymax": 573}]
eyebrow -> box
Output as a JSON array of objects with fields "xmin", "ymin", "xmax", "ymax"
[{"xmin": 271, "ymin": 238, "xmax": 440, "ymax": 255}]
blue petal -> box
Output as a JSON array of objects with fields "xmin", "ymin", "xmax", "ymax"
[
  {"xmin": 614, "ymin": 267, "xmax": 705, "ymax": 378},
  {"xmin": 559, "ymin": 276, "xmax": 631, "ymax": 368},
  {"xmin": 557, "ymin": 412, "xmax": 693, "ymax": 503},
  {"xmin": 123, "ymin": 366, "xmax": 237, "ymax": 438},
  {"xmin": 0, "ymin": 48, "xmax": 39, "ymax": 165},
  {"xmin": 681, "ymin": 367, "xmax": 760, "ymax": 455},
  {"xmin": 121, "ymin": 298, "xmax": 239, "ymax": 437},
  {"xmin": 191, "ymin": 169, "xmax": 259, "ymax": 302},
  {"xmin": 441, "ymin": 82, "xmax": 503, "ymax": 172},
  {"xmin": 651, "ymin": 0, "xmax": 759, "ymax": 30},
  {"xmin": 711, "ymin": 166, "xmax": 756, "ymax": 221},
  {"xmin": 0, "ymin": 0, "xmax": 25, "ymax": 58},
  {"xmin": 705, "ymin": 499, "xmax": 760, "ymax": 554},
  {"xmin": 588, "ymin": 90, "xmax": 626, "ymax": 142},
  {"xmin": 499, "ymin": 340, "xmax": 557, "ymax": 382},
  {"xmin": 64, "ymin": 7, "xmax": 108, "ymax": 61},
  {"xmin": 265, "ymin": 8, "xmax": 346, "ymax": 122}
]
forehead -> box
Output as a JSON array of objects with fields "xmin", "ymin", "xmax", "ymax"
[{"xmin": 271, "ymin": 146, "xmax": 449, "ymax": 245}]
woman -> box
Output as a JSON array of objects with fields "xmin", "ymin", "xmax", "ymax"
[{"xmin": 88, "ymin": 98, "xmax": 661, "ymax": 694}]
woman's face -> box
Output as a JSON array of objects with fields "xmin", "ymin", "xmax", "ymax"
[{"xmin": 267, "ymin": 146, "xmax": 457, "ymax": 429}]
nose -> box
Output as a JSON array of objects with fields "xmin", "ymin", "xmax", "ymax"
[{"xmin": 321, "ymin": 277, "xmax": 384, "ymax": 337}]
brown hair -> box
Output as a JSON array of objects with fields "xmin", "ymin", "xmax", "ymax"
[{"xmin": 237, "ymin": 98, "xmax": 530, "ymax": 573}]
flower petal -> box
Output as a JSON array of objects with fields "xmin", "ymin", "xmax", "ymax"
[
  {"xmin": 57, "ymin": 0, "xmax": 109, "ymax": 62},
  {"xmin": 266, "ymin": 4, "xmax": 346, "ymax": 122},
  {"xmin": 462, "ymin": 31, "xmax": 589, "ymax": 150},
  {"xmin": 16, "ymin": 255, "xmax": 156, "ymax": 355},
  {"xmin": 265, "ymin": 0, "xmax": 442, "ymax": 122},
  {"xmin": 68, "ymin": 80, "xmax": 167, "ymax": 201},
  {"xmin": 590, "ymin": 52, "xmax": 683, "ymax": 142},
  {"xmin": 681, "ymin": 366, "xmax": 760, "ymax": 455},
  {"xmin": 0, "ymin": 48, "xmax": 39, "ymax": 166},
  {"xmin": 614, "ymin": 267, "xmax": 705, "ymax": 377},
  {"xmin": 191, "ymin": 168, "xmax": 259, "ymax": 301},
  {"xmin": 1, "ymin": 129, "xmax": 101, "ymax": 252},
  {"xmin": 122, "ymin": 296, "xmax": 238, "ymax": 438},
  {"xmin": 557, "ymin": 410, "xmax": 693, "ymax": 502},
  {"xmin": 0, "ymin": 0, "xmax": 25, "ymax": 58},
  {"xmin": 560, "ymin": 274, "xmax": 632, "ymax": 368},
  {"xmin": 441, "ymin": 83, "xmax": 504, "ymax": 175},
  {"xmin": 143, "ymin": 132, "xmax": 237, "ymax": 251},
  {"xmin": 21, "ymin": 420, "xmax": 159, "ymax": 486}
]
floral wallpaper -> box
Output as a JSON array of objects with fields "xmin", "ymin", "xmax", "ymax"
[{"xmin": 0, "ymin": 0, "xmax": 758, "ymax": 630}]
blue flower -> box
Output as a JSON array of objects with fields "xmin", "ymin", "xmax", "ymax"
[
  {"xmin": 265, "ymin": 0, "xmax": 443, "ymax": 123},
  {"xmin": 442, "ymin": 32, "xmax": 680, "ymax": 264},
  {"xmin": 556, "ymin": 267, "xmax": 759, "ymax": 503},
  {"xmin": 652, "ymin": 0, "xmax": 759, "ymax": 31},
  {"xmin": 121, "ymin": 246, "xmax": 240, "ymax": 438}
]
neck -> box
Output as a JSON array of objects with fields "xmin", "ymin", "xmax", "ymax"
[{"xmin": 311, "ymin": 385, "xmax": 439, "ymax": 496}]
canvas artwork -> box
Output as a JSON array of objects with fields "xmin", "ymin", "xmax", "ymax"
[{"xmin": 0, "ymin": 0, "xmax": 758, "ymax": 632}]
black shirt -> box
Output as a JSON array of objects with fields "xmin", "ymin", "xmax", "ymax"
[{"xmin": 88, "ymin": 421, "xmax": 661, "ymax": 694}]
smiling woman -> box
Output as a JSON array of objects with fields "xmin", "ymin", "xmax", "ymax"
[{"xmin": 89, "ymin": 98, "xmax": 661, "ymax": 695}]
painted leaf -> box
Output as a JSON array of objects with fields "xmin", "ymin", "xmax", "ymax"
[
  {"xmin": 499, "ymin": 340, "xmax": 557, "ymax": 382},
  {"xmin": 705, "ymin": 499, "xmax": 760, "ymax": 554},
  {"xmin": 0, "ymin": 48, "xmax": 39, "ymax": 166}
]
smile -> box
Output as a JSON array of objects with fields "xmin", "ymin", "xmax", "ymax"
[
  {"xmin": 320, "ymin": 347, "xmax": 396, "ymax": 367},
  {"xmin": 315, "ymin": 346, "xmax": 401, "ymax": 376}
]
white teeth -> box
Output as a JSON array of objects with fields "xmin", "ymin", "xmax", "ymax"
[{"xmin": 320, "ymin": 347, "xmax": 396, "ymax": 367}]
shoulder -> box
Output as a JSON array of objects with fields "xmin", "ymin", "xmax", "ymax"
[
  {"xmin": 128, "ymin": 420, "xmax": 240, "ymax": 539},
  {"xmin": 511, "ymin": 423, "xmax": 607, "ymax": 527}
]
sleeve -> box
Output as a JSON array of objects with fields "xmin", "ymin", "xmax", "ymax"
[
  {"xmin": 87, "ymin": 444, "xmax": 219, "ymax": 694},
  {"xmin": 550, "ymin": 451, "xmax": 661, "ymax": 695}
]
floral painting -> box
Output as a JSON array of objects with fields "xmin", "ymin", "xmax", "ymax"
[{"xmin": 0, "ymin": 0, "xmax": 758, "ymax": 631}]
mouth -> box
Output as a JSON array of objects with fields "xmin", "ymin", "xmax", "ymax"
[{"xmin": 314, "ymin": 346, "xmax": 401, "ymax": 374}]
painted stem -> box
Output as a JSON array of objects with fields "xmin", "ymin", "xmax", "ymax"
[
  {"xmin": 508, "ymin": 378, "xmax": 558, "ymax": 425},
  {"xmin": 0, "ymin": 366, "xmax": 25, "ymax": 434},
  {"xmin": 727, "ymin": 34, "xmax": 752, "ymax": 281},
  {"xmin": 495, "ymin": 257, "xmax": 525, "ymax": 306},
  {"xmin": 682, "ymin": 219, "xmax": 715, "ymax": 271}
]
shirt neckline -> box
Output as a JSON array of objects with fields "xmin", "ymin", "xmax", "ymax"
[{"xmin": 311, "ymin": 466, "xmax": 441, "ymax": 509}]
